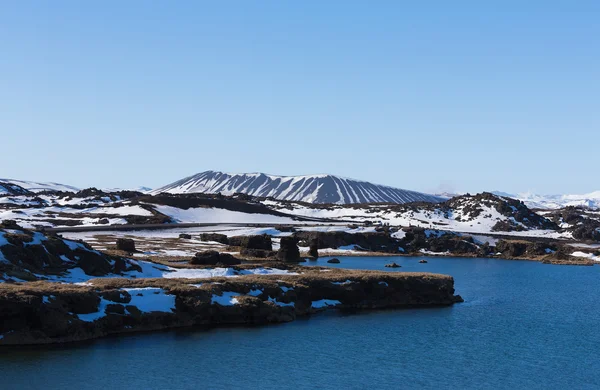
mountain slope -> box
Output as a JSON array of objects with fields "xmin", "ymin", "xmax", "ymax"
[
  {"xmin": 0, "ymin": 182, "xmax": 32, "ymax": 196},
  {"xmin": 150, "ymin": 171, "xmax": 444, "ymax": 205},
  {"xmin": 0, "ymin": 178, "xmax": 79, "ymax": 193}
]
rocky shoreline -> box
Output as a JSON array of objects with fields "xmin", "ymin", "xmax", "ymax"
[
  {"xmin": 309, "ymin": 250, "xmax": 595, "ymax": 266},
  {"xmin": 0, "ymin": 267, "xmax": 462, "ymax": 345}
]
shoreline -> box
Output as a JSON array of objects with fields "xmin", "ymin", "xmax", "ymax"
[
  {"xmin": 0, "ymin": 267, "xmax": 462, "ymax": 346},
  {"xmin": 306, "ymin": 250, "xmax": 597, "ymax": 266}
]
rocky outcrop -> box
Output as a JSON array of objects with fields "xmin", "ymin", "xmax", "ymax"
[
  {"xmin": 494, "ymin": 240, "xmax": 558, "ymax": 258},
  {"xmin": 199, "ymin": 233, "xmax": 229, "ymax": 245},
  {"xmin": 277, "ymin": 237, "xmax": 301, "ymax": 262},
  {"xmin": 308, "ymin": 239, "xmax": 319, "ymax": 258},
  {"xmin": 228, "ymin": 234, "xmax": 272, "ymax": 250},
  {"xmin": 0, "ymin": 227, "xmax": 142, "ymax": 282},
  {"xmin": 239, "ymin": 248, "xmax": 277, "ymax": 259},
  {"xmin": 571, "ymin": 220, "xmax": 600, "ymax": 242},
  {"xmin": 0, "ymin": 270, "xmax": 462, "ymax": 345},
  {"xmin": 116, "ymin": 238, "xmax": 136, "ymax": 252},
  {"xmin": 327, "ymin": 258, "xmax": 340, "ymax": 264},
  {"xmin": 293, "ymin": 231, "xmax": 399, "ymax": 253},
  {"xmin": 444, "ymin": 192, "xmax": 558, "ymax": 231},
  {"xmin": 190, "ymin": 251, "xmax": 241, "ymax": 266}
]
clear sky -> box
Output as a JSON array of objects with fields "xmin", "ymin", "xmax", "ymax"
[{"xmin": 1, "ymin": 1, "xmax": 598, "ymax": 195}]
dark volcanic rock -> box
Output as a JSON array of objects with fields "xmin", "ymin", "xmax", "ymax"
[
  {"xmin": 277, "ymin": 237, "xmax": 301, "ymax": 262},
  {"xmin": 293, "ymin": 231, "xmax": 399, "ymax": 253},
  {"xmin": 190, "ymin": 251, "xmax": 241, "ymax": 266},
  {"xmin": 308, "ymin": 239, "xmax": 319, "ymax": 259},
  {"xmin": 327, "ymin": 258, "xmax": 340, "ymax": 264},
  {"xmin": 179, "ymin": 233, "xmax": 192, "ymax": 239},
  {"xmin": 77, "ymin": 251, "xmax": 113, "ymax": 276},
  {"xmin": 1, "ymin": 220, "xmax": 22, "ymax": 229},
  {"xmin": 116, "ymin": 238, "xmax": 136, "ymax": 252},
  {"xmin": 0, "ymin": 228, "xmax": 145, "ymax": 281},
  {"xmin": 277, "ymin": 226, "xmax": 297, "ymax": 233},
  {"xmin": 199, "ymin": 233, "xmax": 229, "ymax": 245},
  {"xmin": 385, "ymin": 262, "xmax": 401, "ymax": 268},
  {"xmin": 494, "ymin": 240, "xmax": 559, "ymax": 258},
  {"xmin": 0, "ymin": 270, "xmax": 461, "ymax": 345},
  {"xmin": 101, "ymin": 290, "xmax": 132, "ymax": 304},
  {"xmin": 228, "ymin": 234, "xmax": 273, "ymax": 251},
  {"xmin": 419, "ymin": 259, "xmax": 428, "ymax": 263},
  {"xmin": 240, "ymin": 248, "xmax": 277, "ymax": 259}
]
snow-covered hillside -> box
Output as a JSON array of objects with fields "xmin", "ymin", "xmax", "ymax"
[
  {"xmin": 150, "ymin": 171, "xmax": 444, "ymax": 205},
  {"xmin": 263, "ymin": 192, "xmax": 563, "ymax": 237},
  {"xmin": 0, "ymin": 178, "xmax": 79, "ymax": 193},
  {"xmin": 0, "ymin": 182, "xmax": 31, "ymax": 196},
  {"xmin": 493, "ymin": 191, "xmax": 600, "ymax": 210}
]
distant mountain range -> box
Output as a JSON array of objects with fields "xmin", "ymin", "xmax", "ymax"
[
  {"xmin": 3, "ymin": 174, "xmax": 597, "ymax": 209},
  {"xmin": 0, "ymin": 178, "xmax": 79, "ymax": 194},
  {"xmin": 150, "ymin": 171, "xmax": 445, "ymax": 204},
  {"xmin": 0, "ymin": 179, "xmax": 153, "ymax": 195},
  {"xmin": 492, "ymin": 191, "xmax": 600, "ymax": 210}
]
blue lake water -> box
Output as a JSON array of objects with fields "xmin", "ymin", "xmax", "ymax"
[{"xmin": 1, "ymin": 256, "xmax": 600, "ymax": 389}]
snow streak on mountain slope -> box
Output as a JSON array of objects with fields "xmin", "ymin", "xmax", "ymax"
[
  {"xmin": 0, "ymin": 179, "xmax": 79, "ymax": 193},
  {"xmin": 151, "ymin": 171, "xmax": 444, "ymax": 205},
  {"xmin": 493, "ymin": 191, "xmax": 600, "ymax": 210}
]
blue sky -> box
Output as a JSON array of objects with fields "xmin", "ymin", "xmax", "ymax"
[{"xmin": 1, "ymin": 1, "xmax": 598, "ymax": 195}]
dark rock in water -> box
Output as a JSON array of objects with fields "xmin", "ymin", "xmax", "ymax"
[
  {"xmin": 277, "ymin": 237, "xmax": 301, "ymax": 262},
  {"xmin": 190, "ymin": 251, "xmax": 241, "ymax": 266},
  {"xmin": 308, "ymin": 239, "xmax": 319, "ymax": 259},
  {"xmin": 240, "ymin": 248, "xmax": 277, "ymax": 259},
  {"xmin": 116, "ymin": 238, "xmax": 136, "ymax": 252},
  {"xmin": 229, "ymin": 234, "xmax": 272, "ymax": 251},
  {"xmin": 419, "ymin": 259, "xmax": 428, "ymax": 263},
  {"xmin": 385, "ymin": 262, "xmax": 401, "ymax": 268},
  {"xmin": 327, "ymin": 258, "xmax": 340, "ymax": 264},
  {"xmin": 199, "ymin": 233, "xmax": 229, "ymax": 245},
  {"xmin": 179, "ymin": 233, "xmax": 192, "ymax": 239}
]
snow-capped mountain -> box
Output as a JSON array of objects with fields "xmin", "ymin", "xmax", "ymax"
[
  {"xmin": 492, "ymin": 191, "xmax": 600, "ymax": 210},
  {"xmin": 103, "ymin": 186, "xmax": 153, "ymax": 193},
  {"xmin": 0, "ymin": 178, "xmax": 79, "ymax": 193},
  {"xmin": 151, "ymin": 171, "xmax": 444, "ymax": 205}
]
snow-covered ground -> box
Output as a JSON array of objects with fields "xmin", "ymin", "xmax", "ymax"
[
  {"xmin": 570, "ymin": 251, "xmax": 600, "ymax": 262},
  {"xmin": 44, "ymin": 259, "xmax": 297, "ymax": 284},
  {"xmin": 153, "ymin": 205, "xmax": 299, "ymax": 224}
]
